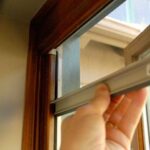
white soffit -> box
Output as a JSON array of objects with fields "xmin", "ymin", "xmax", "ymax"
[
  {"xmin": 0, "ymin": 0, "xmax": 46, "ymax": 23},
  {"xmin": 81, "ymin": 17, "xmax": 142, "ymax": 49}
]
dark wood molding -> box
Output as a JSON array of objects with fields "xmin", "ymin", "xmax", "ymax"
[
  {"xmin": 33, "ymin": 0, "xmax": 112, "ymax": 54},
  {"xmin": 137, "ymin": 119, "xmax": 145, "ymax": 150},
  {"xmin": 22, "ymin": 0, "xmax": 122, "ymax": 150},
  {"xmin": 22, "ymin": 26, "xmax": 41, "ymax": 150},
  {"xmin": 38, "ymin": 54, "xmax": 56, "ymax": 150},
  {"xmin": 31, "ymin": 0, "xmax": 57, "ymax": 28},
  {"xmin": 22, "ymin": 24, "xmax": 56, "ymax": 150}
]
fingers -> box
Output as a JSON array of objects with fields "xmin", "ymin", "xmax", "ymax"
[
  {"xmin": 117, "ymin": 88, "xmax": 148, "ymax": 139},
  {"xmin": 91, "ymin": 84, "xmax": 111, "ymax": 114},
  {"xmin": 107, "ymin": 95, "xmax": 132, "ymax": 126},
  {"xmin": 104, "ymin": 95, "xmax": 124, "ymax": 121},
  {"xmin": 75, "ymin": 84, "xmax": 110, "ymax": 117},
  {"xmin": 106, "ymin": 127, "xmax": 130, "ymax": 150},
  {"xmin": 61, "ymin": 114, "xmax": 74, "ymax": 130}
]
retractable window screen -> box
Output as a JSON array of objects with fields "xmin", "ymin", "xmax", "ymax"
[{"xmin": 52, "ymin": 57, "xmax": 150, "ymax": 115}]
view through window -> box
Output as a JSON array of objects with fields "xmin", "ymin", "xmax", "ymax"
[{"xmin": 53, "ymin": 1, "xmax": 150, "ymax": 150}]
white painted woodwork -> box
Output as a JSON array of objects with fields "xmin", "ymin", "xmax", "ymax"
[{"xmin": 81, "ymin": 17, "xmax": 141, "ymax": 49}]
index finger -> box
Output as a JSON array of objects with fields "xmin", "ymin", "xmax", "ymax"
[{"xmin": 91, "ymin": 84, "xmax": 111, "ymax": 114}]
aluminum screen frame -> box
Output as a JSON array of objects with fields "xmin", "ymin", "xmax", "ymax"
[{"xmin": 52, "ymin": 57, "xmax": 150, "ymax": 115}]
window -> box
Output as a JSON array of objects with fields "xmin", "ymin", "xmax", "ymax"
[
  {"xmin": 22, "ymin": 0, "xmax": 150, "ymax": 150},
  {"xmin": 55, "ymin": 29, "xmax": 126, "ymax": 149},
  {"xmin": 52, "ymin": 2, "xmax": 150, "ymax": 149},
  {"xmin": 54, "ymin": 33, "xmax": 150, "ymax": 150}
]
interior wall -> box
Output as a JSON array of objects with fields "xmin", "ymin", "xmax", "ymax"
[{"xmin": 0, "ymin": 15, "xmax": 28, "ymax": 150}]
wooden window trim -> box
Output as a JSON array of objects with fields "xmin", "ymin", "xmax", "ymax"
[
  {"xmin": 32, "ymin": 0, "xmax": 121, "ymax": 53},
  {"xmin": 22, "ymin": 26, "xmax": 56, "ymax": 150},
  {"xmin": 22, "ymin": 1, "xmax": 121, "ymax": 150}
]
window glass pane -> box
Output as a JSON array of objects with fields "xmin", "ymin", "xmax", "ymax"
[
  {"xmin": 80, "ymin": 42, "xmax": 125, "ymax": 86},
  {"xmin": 59, "ymin": 38, "xmax": 80, "ymax": 95},
  {"xmin": 108, "ymin": 2, "xmax": 127, "ymax": 23},
  {"xmin": 54, "ymin": 0, "xmax": 150, "ymax": 149},
  {"xmin": 109, "ymin": 0, "xmax": 150, "ymax": 28},
  {"xmin": 132, "ymin": 0, "xmax": 150, "ymax": 25}
]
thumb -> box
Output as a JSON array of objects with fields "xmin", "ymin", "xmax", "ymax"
[{"xmin": 91, "ymin": 84, "xmax": 110, "ymax": 114}]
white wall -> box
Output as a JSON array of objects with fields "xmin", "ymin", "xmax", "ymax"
[
  {"xmin": 0, "ymin": 15, "xmax": 28, "ymax": 150},
  {"xmin": 80, "ymin": 41, "xmax": 125, "ymax": 86}
]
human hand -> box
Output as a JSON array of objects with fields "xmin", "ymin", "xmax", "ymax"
[{"xmin": 60, "ymin": 84, "xmax": 148, "ymax": 150}]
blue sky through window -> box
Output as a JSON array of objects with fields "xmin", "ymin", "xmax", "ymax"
[{"xmin": 109, "ymin": 0, "xmax": 150, "ymax": 27}]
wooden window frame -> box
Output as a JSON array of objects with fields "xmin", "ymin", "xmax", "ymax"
[
  {"xmin": 22, "ymin": 0, "xmax": 150, "ymax": 149},
  {"xmin": 22, "ymin": 1, "xmax": 123, "ymax": 150}
]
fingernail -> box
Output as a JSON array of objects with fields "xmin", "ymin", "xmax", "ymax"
[{"xmin": 98, "ymin": 84, "xmax": 108, "ymax": 91}]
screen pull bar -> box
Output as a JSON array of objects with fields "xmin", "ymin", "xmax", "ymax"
[{"xmin": 52, "ymin": 57, "xmax": 150, "ymax": 116}]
